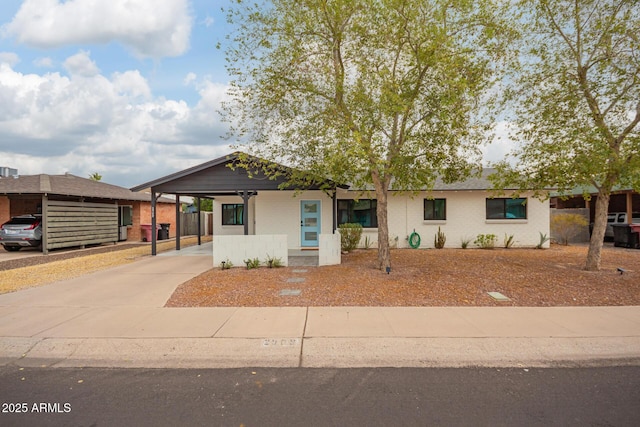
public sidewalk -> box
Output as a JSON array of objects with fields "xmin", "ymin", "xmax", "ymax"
[{"xmin": 0, "ymin": 245, "xmax": 639, "ymax": 369}]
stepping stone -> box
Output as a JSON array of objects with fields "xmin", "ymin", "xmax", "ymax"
[
  {"xmin": 286, "ymin": 277, "xmax": 306, "ymax": 283},
  {"xmin": 487, "ymin": 291, "xmax": 511, "ymax": 301},
  {"xmin": 292, "ymin": 269, "xmax": 308, "ymax": 273},
  {"xmin": 279, "ymin": 289, "xmax": 302, "ymax": 296}
]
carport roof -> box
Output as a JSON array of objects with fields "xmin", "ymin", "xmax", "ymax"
[
  {"xmin": 0, "ymin": 173, "xmax": 173, "ymax": 203},
  {"xmin": 130, "ymin": 151, "xmax": 348, "ymax": 196}
]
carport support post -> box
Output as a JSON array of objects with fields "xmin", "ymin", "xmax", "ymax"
[
  {"xmin": 175, "ymin": 195, "xmax": 181, "ymax": 251},
  {"xmin": 151, "ymin": 190, "xmax": 157, "ymax": 256},
  {"xmin": 242, "ymin": 190, "xmax": 250, "ymax": 236},
  {"xmin": 627, "ymin": 192, "xmax": 633, "ymax": 224},
  {"xmin": 332, "ymin": 190, "xmax": 337, "ymax": 232},
  {"xmin": 196, "ymin": 197, "xmax": 201, "ymax": 246},
  {"xmin": 41, "ymin": 194, "xmax": 48, "ymax": 255}
]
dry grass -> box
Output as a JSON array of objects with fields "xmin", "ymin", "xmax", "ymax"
[
  {"xmin": 167, "ymin": 244, "xmax": 640, "ymax": 307},
  {"xmin": 0, "ymin": 237, "xmax": 210, "ymax": 294}
]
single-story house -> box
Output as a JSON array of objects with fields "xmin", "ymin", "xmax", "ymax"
[
  {"xmin": 131, "ymin": 152, "xmax": 550, "ymax": 263},
  {"xmin": 0, "ymin": 173, "xmax": 176, "ymax": 253}
]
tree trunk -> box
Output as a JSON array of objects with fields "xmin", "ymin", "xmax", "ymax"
[
  {"xmin": 376, "ymin": 188, "xmax": 390, "ymax": 270},
  {"xmin": 371, "ymin": 171, "xmax": 391, "ymax": 271},
  {"xmin": 585, "ymin": 190, "xmax": 611, "ymax": 271}
]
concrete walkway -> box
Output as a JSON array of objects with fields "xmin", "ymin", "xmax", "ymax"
[{"xmin": 0, "ymin": 246, "xmax": 639, "ymax": 369}]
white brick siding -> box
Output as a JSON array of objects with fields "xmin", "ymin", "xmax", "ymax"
[
  {"xmin": 339, "ymin": 190, "xmax": 550, "ymax": 249},
  {"xmin": 212, "ymin": 189, "xmax": 550, "ymax": 249}
]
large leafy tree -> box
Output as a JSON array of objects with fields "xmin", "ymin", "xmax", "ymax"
[
  {"xmin": 223, "ymin": 0, "xmax": 512, "ymax": 270},
  {"xmin": 492, "ymin": 0, "xmax": 640, "ymax": 271}
]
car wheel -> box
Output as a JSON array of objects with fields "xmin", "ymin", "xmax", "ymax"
[{"xmin": 3, "ymin": 246, "xmax": 21, "ymax": 252}]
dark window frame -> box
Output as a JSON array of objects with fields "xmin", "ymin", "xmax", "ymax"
[
  {"xmin": 222, "ymin": 203, "xmax": 244, "ymax": 225},
  {"xmin": 337, "ymin": 199, "xmax": 378, "ymax": 228},
  {"xmin": 486, "ymin": 198, "xmax": 527, "ymax": 220},
  {"xmin": 424, "ymin": 198, "xmax": 446, "ymax": 221}
]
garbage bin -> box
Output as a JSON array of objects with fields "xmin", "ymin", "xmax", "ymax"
[
  {"xmin": 141, "ymin": 224, "xmax": 161, "ymax": 242},
  {"xmin": 158, "ymin": 223, "xmax": 170, "ymax": 240},
  {"xmin": 612, "ymin": 224, "xmax": 639, "ymax": 248}
]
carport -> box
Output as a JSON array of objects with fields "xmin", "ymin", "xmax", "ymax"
[
  {"xmin": 130, "ymin": 152, "xmax": 344, "ymax": 256},
  {"xmin": 0, "ymin": 173, "xmax": 174, "ymax": 254}
]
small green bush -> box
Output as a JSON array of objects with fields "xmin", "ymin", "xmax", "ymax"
[
  {"xmin": 264, "ymin": 254, "xmax": 283, "ymax": 268},
  {"xmin": 474, "ymin": 234, "xmax": 497, "ymax": 249},
  {"xmin": 244, "ymin": 257, "xmax": 261, "ymax": 269},
  {"xmin": 461, "ymin": 236, "xmax": 472, "ymax": 249},
  {"xmin": 220, "ymin": 259, "xmax": 233, "ymax": 269},
  {"xmin": 338, "ymin": 223, "xmax": 363, "ymax": 252}
]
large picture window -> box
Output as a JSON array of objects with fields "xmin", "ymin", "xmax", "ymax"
[
  {"xmin": 222, "ymin": 204, "xmax": 244, "ymax": 225},
  {"xmin": 486, "ymin": 198, "xmax": 527, "ymax": 219},
  {"xmin": 338, "ymin": 199, "xmax": 378, "ymax": 228},
  {"xmin": 424, "ymin": 199, "xmax": 446, "ymax": 220}
]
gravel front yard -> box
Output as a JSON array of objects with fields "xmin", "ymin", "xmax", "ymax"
[{"xmin": 166, "ymin": 244, "xmax": 640, "ymax": 307}]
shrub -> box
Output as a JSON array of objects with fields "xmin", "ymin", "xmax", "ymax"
[
  {"xmin": 244, "ymin": 257, "xmax": 261, "ymax": 269},
  {"xmin": 551, "ymin": 213, "xmax": 589, "ymax": 245},
  {"xmin": 461, "ymin": 236, "xmax": 472, "ymax": 249},
  {"xmin": 434, "ymin": 227, "xmax": 446, "ymax": 249},
  {"xmin": 264, "ymin": 254, "xmax": 283, "ymax": 268},
  {"xmin": 220, "ymin": 259, "xmax": 233, "ymax": 269},
  {"xmin": 536, "ymin": 232, "xmax": 550, "ymax": 249},
  {"xmin": 503, "ymin": 233, "xmax": 515, "ymax": 249},
  {"xmin": 474, "ymin": 234, "xmax": 497, "ymax": 249},
  {"xmin": 338, "ymin": 223, "xmax": 363, "ymax": 252}
]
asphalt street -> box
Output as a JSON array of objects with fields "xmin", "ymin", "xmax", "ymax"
[{"xmin": 1, "ymin": 366, "xmax": 639, "ymax": 426}]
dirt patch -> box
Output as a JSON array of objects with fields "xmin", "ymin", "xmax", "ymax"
[{"xmin": 166, "ymin": 244, "xmax": 640, "ymax": 307}]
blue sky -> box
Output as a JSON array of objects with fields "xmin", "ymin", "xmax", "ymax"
[{"xmin": 0, "ymin": 0, "xmax": 512, "ymax": 188}]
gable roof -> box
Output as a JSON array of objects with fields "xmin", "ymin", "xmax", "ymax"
[
  {"xmin": 130, "ymin": 151, "xmax": 348, "ymax": 195},
  {"xmin": 0, "ymin": 173, "xmax": 173, "ymax": 203}
]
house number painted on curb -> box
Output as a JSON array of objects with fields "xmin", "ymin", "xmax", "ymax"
[{"xmin": 262, "ymin": 338, "xmax": 300, "ymax": 347}]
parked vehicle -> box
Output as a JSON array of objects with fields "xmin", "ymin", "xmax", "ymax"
[{"xmin": 0, "ymin": 214, "xmax": 43, "ymax": 251}]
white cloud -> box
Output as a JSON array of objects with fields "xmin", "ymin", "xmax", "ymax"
[
  {"xmin": 0, "ymin": 59, "xmax": 232, "ymax": 187},
  {"xmin": 3, "ymin": 0, "xmax": 192, "ymax": 59},
  {"xmin": 113, "ymin": 70, "xmax": 151, "ymax": 99},
  {"xmin": 183, "ymin": 72, "xmax": 197, "ymax": 86},
  {"xmin": 33, "ymin": 57, "xmax": 54, "ymax": 68},
  {"xmin": 63, "ymin": 51, "xmax": 100, "ymax": 77},
  {"xmin": 0, "ymin": 52, "xmax": 19, "ymax": 66}
]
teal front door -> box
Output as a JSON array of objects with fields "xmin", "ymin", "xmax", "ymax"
[{"xmin": 301, "ymin": 200, "xmax": 321, "ymax": 247}]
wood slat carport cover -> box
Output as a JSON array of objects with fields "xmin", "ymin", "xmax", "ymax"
[{"xmin": 44, "ymin": 200, "xmax": 118, "ymax": 250}]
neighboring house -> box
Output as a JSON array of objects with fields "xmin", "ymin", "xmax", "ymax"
[
  {"xmin": 0, "ymin": 173, "xmax": 176, "ymax": 253},
  {"xmin": 551, "ymin": 187, "xmax": 639, "ymax": 242},
  {"xmin": 131, "ymin": 152, "xmax": 551, "ymax": 258}
]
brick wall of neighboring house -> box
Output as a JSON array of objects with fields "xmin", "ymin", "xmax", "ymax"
[
  {"xmin": 0, "ymin": 196, "xmax": 10, "ymax": 224},
  {"xmin": 131, "ymin": 200, "xmax": 176, "ymax": 242}
]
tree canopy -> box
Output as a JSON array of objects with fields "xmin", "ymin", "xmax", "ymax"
[
  {"xmin": 491, "ymin": 0, "xmax": 640, "ymax": 270},
  {"xmin": 223, "ymin": 0, "xmax": 513, "ymax": 269}
]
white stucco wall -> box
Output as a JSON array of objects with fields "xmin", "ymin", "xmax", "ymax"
[
  {"xmin": 338, "ymin": 190, "xmax": 550, "ymax": 249},
  {"xmin": 212, "ymin": 189, "xmax": 550, "ymax": 250},
  {"xmin": 213, "ymin": 190, "xmax": 335, "ymax": 250},
  {"xmin": 255, "ymin": 190, "xmax": 334, "ymax": 249}
]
